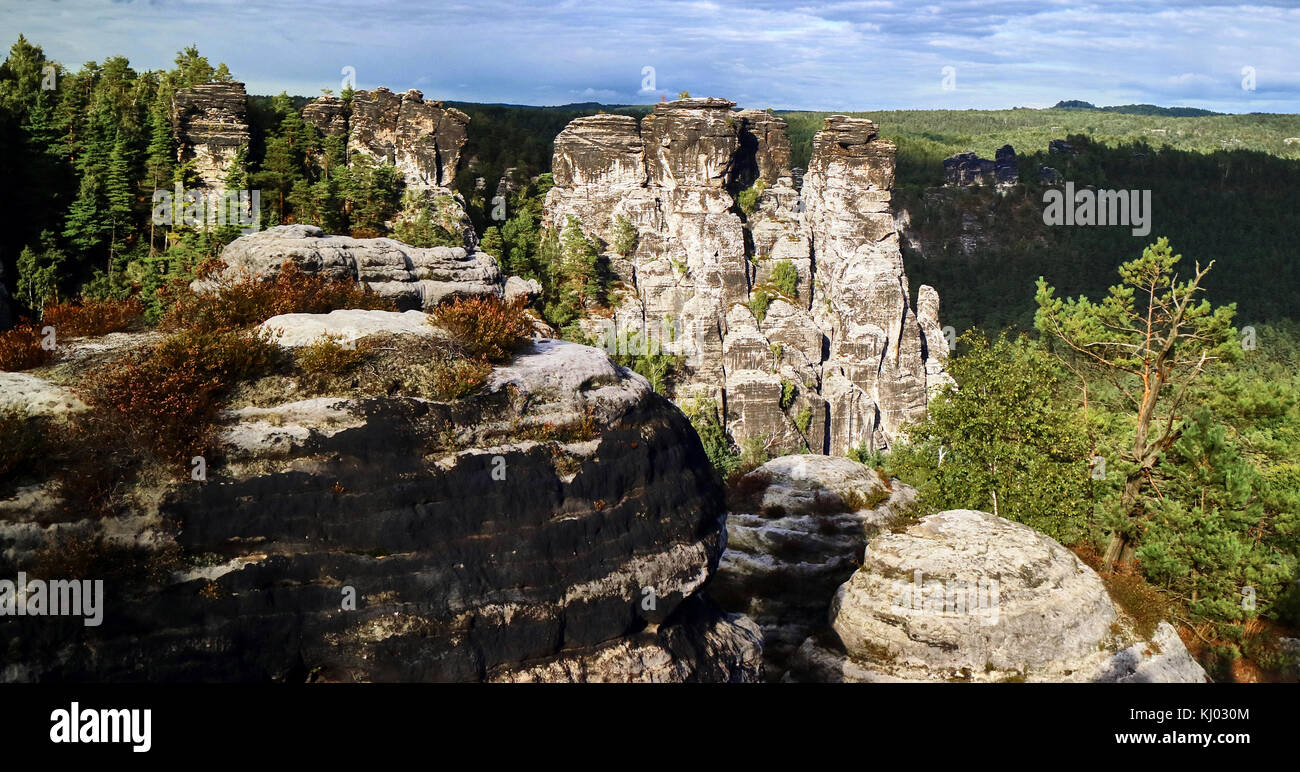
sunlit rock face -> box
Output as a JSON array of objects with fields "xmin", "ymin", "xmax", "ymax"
[
  {"xmin": 198, "ymin": 225, "xmax": 503, "ymax": 311},
  {"xmin": 345, "ymin": 87, "xmax": 469, "ymax": 190},
  {"xmin": 787, "ymin": 509, "xmax": 1210, "ymax": 683},
  {"xmin": 545, "ymin": 105, "xmax": 948, "ymax": 454},
  {"xmin": 172, "ymin": 81, "xmax": 251, "ymax": 190}
]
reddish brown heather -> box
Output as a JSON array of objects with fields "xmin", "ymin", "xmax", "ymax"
[
  {"xmin": 430, "ymin": 294, "xmax": 533, "ymax": 363},
  {"xmin": 41, "ymin": 296, "xmax": 145, "ymax": 337}
]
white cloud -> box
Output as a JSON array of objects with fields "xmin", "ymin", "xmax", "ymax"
[{"xmin": 0, "ymin": 0, "xmax": 1296, "ymax": 111}]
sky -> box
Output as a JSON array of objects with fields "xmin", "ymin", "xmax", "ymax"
[{"xmin": 3, "ymin": 0, "xmax": 1299, "ymax": 112}]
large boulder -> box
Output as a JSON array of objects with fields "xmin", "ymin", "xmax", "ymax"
[
  {"xmin": 712, "ymin": 455, "xmax": 917, "ymax": 680},
  {"xmin": 789, "ymin": 509, "xmax": 1209, "ymax": 682},
  {"xmin": 200, "ymin": 225, "xmax": 504, "ymax": 310}
]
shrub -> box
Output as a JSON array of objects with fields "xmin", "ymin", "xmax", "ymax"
[
  {"xmin": 613, "ymin": 214, "xmax": 638, "ymax": 257},
  {"xmin": 78, "ymin": 327, "xmax": 280, "ymax": 466},
  {"xmin": 780, "ymin": 379, "xmax": 796, "ymax": 410},
  {"xmin": 749, "ymin": 289, "xmax": 771, "ymax": 324},
  {"xmin": 683, "ymin": 398, "xmax": 740, "ymax": 481},
  {"xmin": 0, "ymin": 324, "xmax": 53, "ymax": 371},
  {"xmin": 296, "ymin": 335, "xmax": 372, "ymax": 376},
  {"xmin": 795, "ymin": 407, "xmax": 813, "ymax": 434},
  {"xmin": 428, "ymin": 353, "xmax": 493, "ymax": 400},
  {"xmin": 41, "ymin": 296, "xmax": 144, "ymax": 337},
  {"xmin": 161, "ymin": 260, "xmax": 395, "ymax": 333},
  {"xmin": 771, "ymin": 260, "xmax": 798, "ymax": 299},
  {"xmin": 733, "ymin": 436, "xmax": 771, "ymax": 481},
  {"xmin": 430, "ymin": 294, "xmax": 533, "ymax": 363},
  {"xmin": 738, "ymin": 179, "xmax": 768, "ymax": 216}
]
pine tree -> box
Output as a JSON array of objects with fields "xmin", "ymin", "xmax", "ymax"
[
  {"xmin": 480, "ymin": 226, "xmax": 504, "ymax": 257},
  {"xmin": 105, "ymin": 132, "xmax": 135, "ymax": 271},
  {"xmin": 1036, "ymin": 238, "xmax": 1238, "ymax": 570}
]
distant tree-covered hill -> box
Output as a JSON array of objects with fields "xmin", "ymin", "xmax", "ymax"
[{"xmin": 1051, "ymin": 99, "xmax": 1222, "ymax": 117}]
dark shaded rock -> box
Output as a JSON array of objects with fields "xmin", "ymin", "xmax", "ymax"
[
  {"xmin": 1039, "ymin": 165, "xmax": 1062, "ymax": 183},
  {"xmin": 1, "ymin": 338, "xmax": 761, "ymax": 682},
  {"xmin": 713, "ymin": 455, "xmax": 916, "ymax": 680},
  {"xmin": 943, "ymin": 145, "xmax": 1017, "ymax": 187},
  {"xmin": 994, "ymin": 144, "xmax": 1019, "ymax": 185},
  {"xmin": 790, "ymin": 166, "xmax": 806, "ymax": 190},
  {"xmin": 0, "ymin": 261, "xmax": 13, "ymax": 331},
  {"xmin": 733, "ymin": 109, "xmax": 793, "ymax": 188},
  {"xmin": 1049, "ymin": 139, "xmax": 1076, "ymax": 155}
]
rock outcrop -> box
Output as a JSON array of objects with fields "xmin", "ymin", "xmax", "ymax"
[
  {"xmin": 712, "ymin": 455, "xmax": 917, "ymax": 679},
  {"xmin": 202, "ymin": 225, "xmax": 503, "ymax": 311},
  {"xmin": 1049, "ymin": 139, "xmax": 1076, "ymax": 155},
  {"xmin": 300, "ymin": 87, "xmax": 476, "ymax": 246},
  {"xmin": 1, "ymin": 314, "xmax": 762, "ymax": 682},
  {"xmin": 544, "ymin": 102, "xmax": 948, "ymax": 454},
  {"xmin": 789, "ymin": 509, "xmax": 1209, "ymax": 683},
  {"xmin": 344, "ymin": 87, "xmax": 469, "ymax": 189},
  {"xmin": 172, "ymin": 81, "xmax": 251, "ymax": 190},
  {"xmin": 301, "ymin": 95, "xmax": 348, "ymax": 137},
  {"xmin": 942, "ymin": 145, "xmax": 1018, "ymax": 187}
]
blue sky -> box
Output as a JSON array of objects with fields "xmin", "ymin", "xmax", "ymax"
[{"xmin": 3, "ymin": 0, "xmax": 1298, "ymax": 112}]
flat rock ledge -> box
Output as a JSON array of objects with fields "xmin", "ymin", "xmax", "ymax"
[{"xmin": 257, "ymin": 309, "xmax": 436, "ymax": 347}]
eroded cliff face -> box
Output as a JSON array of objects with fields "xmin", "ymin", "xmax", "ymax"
[
  {"xmin": 172, "ymin": 81, "xmax": 251, "ymax": 190},
  {"xmin": 344, "ymin": 88, "xmax": 470, "ymax": 190},
  {"xmin": 544, "ymin": 102, "xmax": 949, "ymax": 454},
  {"xmin": 0, "ymin": 316, "xmax": 761, "ymax": 682},
  {"xmin": 299, "ymin": 88, "xmax": 476, "ymax": 247}
]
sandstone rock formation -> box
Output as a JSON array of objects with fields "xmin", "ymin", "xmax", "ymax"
[
  {"xmin": 544, "ymin": 102, "xmax": 948, "ymax": 454},
  {"xmin": 203, "ymin": 224, "xmax": 503, "ymax": 311},
  {"xmin": 301, "ymin": 95, "xmax": 348, "ymax": 136},
  {"xmin": 300, "ymin": 87, "xmax": 476, "ymax": 246},
  {"xmin": 0, "ymin": 315, "xmax": 762, "ymax": 682},
  {"xmin": 942, "ymin": 145, "xmax": 1018, "ymax": 187},
  {"xmin": 789, "ymin": 509, "xmax": 1209, "ymax": 683},
  {"xmin": 344, "ymin": 87, "xmax": 469, "ymax": 189},
  {"xmin": 711, "ymin": 455, "xmax": 916, "ymax": 679},
  {"xmin": 172, "ymin": 81, "xmax": 251, "ymax": 190}
]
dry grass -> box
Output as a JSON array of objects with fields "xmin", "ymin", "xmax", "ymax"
[{"xmin": 295, "ymin": 335, "xmax": 373, "ymax": 377}]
